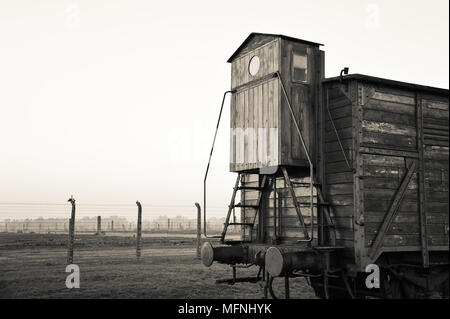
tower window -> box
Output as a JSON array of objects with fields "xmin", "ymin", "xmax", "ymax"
[
  {"xmin": 248, "ymin": 56, "xmax": 260, "ymax": 76},
  {"xmin": 292, "ymin": 52, "xmax": 308, "ymax": 82}
]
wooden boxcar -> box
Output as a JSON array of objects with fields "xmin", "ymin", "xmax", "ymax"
[{"xmin": 201, "ymin": 33, "xmax": 449, "ymax": 299}]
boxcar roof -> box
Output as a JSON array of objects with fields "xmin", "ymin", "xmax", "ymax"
[
  {"xmin": 324, "ymin": 73, "xmax": 449, "ymax": 96},
  {"xmin": 227, "ymin": 32, "xmax": 323, "ymax": 63}
]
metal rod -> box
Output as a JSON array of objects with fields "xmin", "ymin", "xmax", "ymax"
[
  {"xmin": 67, "ymin": 196, "xmax": 76, "ymax": 264},
  {"xmin": 281, "ymin": 166, "xmax": 311, "ymax": 240},
  {"xmin": 196, "ymin": 202, "xmax": 201, "ymax": 259},
  {"xmin": 284, "ymin": 275, "xmax": 290, "ymax": 299},
  {"xmin": 273, "ymin": 177, "xmax": 277, "ymax": 242},
  {"xmin": 220, "ymin": 174, "xmax": 241, "ymax": 242},
  {"xmin": 250, "ymin": 175, "xmax": 267, "ymax": 238},
  {"xmin": 342, "ymin": 273, "xmax": 356, "ymax": 299},
  {"xmin": 326, "ymin": 87, "xmax": 352, "ymax": 171},
  {"xmin": 203, "ymin": 90, "xmax": 234, "ymax": 238},
  {"xmin": 275, "ymin": 72, "xmax": 314, "ymax": 242},
  {"xmin": 242, "ymin": 174, "xmax": 246, "ymax": 241},
  {"xmin": 136, "ymin": 201, "xmax": 142, "ymax": 258}
]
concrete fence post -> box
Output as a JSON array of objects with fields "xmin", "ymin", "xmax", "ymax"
[
  {"xmin": 67, "ymin": 196, "xmax": 76, "ymax": 264},
  {"xmin": 195, "ymin": 203, "xmax": 201, "ymax": 259},
  {"xmin": 136, "ymin": 201, "xmax": 142, "ymax": 259},
  {"xmin": 97, "ymin": 216, "xmax": 101, "ymax": 234}
]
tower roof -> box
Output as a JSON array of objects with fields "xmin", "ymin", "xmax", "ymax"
[{"xmin": 227, "ymin": 32, "xmax": 323, "ymax": 63}]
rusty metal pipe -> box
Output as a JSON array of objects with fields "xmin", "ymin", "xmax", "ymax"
[
  {"xmin": 201, "ymin": 242, "xmax": 266, "ymax": 267},
  {"xmin": 201, "ymin": 242, "xmax": 247, "ymax": 266},
  {"xmin": 265, "ymin": 247, "xmax": 322, "ymax": 277},
  {"xmin": 203, "ymin": 90, "xmax": 235, "ymax": 239}
]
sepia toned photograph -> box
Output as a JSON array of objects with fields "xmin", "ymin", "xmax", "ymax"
[{"xmin": 0, "ymin": 0, "xmax": 448, "ymax": 307}]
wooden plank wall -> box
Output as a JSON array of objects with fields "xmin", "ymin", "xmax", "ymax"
[
  {"xmin": 323, "ymin": 85, "xmax": 355, "ymax": 248},
  {"xmin": 230, "ymin": 79, "xmax": 279, "ymax": 172},
  {"xmin": 231, "ymin": 39, "xmax": 279, "ymax": 90},
  {"xmin": 278, "ymin": 40, "xmax": 318, "ymax": 167},
  {"xmin": 361, "ymin": 85, "xmax": 449, "ymax": 250},
  {"xmin": 421, "ymin": 94, "xmax": 449, "ymax": 247}
]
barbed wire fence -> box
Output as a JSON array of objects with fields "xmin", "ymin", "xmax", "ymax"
[
  {"xmin": 0, "ymin": 202, "xmax": 237, "ymax": 234},
  {"xmin": 0, "ymin": 201, "xmax": 241, "ymax": 262}
]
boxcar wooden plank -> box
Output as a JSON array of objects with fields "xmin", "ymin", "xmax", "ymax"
[
  {"xmin": 371, "ymin": 91, "xmax": 415, "ymax": 105},
  {"xmin": 326, "ymin": 172, "xmax": 353, "ymax": 184},
  {"xmin": 364, "ymin": 99, "xmax": 416, "ymax": 115},
  {"xmin": 325, "ymin": 127, "xmax": 353, "ymax": 142},
  {"xmin": 362, "ymin": 120, "xmax": 416, "ymax": 136},
  {"xmin": 363, "ymin": 109, "xmax": 416, "ymax": 126},
  {"xmin": 362, "ymin": 131, "xmax": 416, "ymax": 149}
]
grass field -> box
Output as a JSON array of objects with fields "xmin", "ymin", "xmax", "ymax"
[{"xmin": 0, "ymin": 233, "xmax": 316, "ymax": 299}]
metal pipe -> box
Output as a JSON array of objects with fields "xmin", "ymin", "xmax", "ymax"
[
  {"xmin": 265, "ymin": 246, "xmax": 323, "ymax": 277},
  {"xmin": 200, "ymin": 242, "xmax": 267, "ymax": 267},
  {"xmin": 200, "ymin": 242, "xmax": 248, "ymax": 266},
  {"xmin": 273, "ymin": 177, "xmax": 277, "ymax": 242},
  {"xmin": 67, "ymin": 196, "xmax": 76, "ymax": 264},
  {"xmin": 203, "ymin": 90, "xmax": 235, "ymax": 238},
  {"xmin": 326, "ymin": 87, "xmax": 352, "ymax": 171},
  {"xmin": 136, "ymin": 201, "xmax": 142, "ymax": 258},
  {"xmin": 196, "ymin": 202, "xmax": 201, "ymax": 259},
  {"xmin": 275, "ymin": 72, "xmax": 314, "ymax": 242}
]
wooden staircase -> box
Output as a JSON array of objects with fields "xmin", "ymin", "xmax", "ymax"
[{"xmin": 220, "ymin": 168, "xmax": 336, "ymax": 247}]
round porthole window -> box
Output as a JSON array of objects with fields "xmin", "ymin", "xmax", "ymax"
[{"xmin": 248, "ymin": 56, "xmax": 260, "ymax": 76}]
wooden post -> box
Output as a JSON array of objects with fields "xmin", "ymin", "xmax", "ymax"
[
  {"xmin": 136, "ymin": 201, "xmax": 142, "ymax": 259},
  {"xmin": 195, "ymin": 203, "xmax": 201, "ymax": 259},
  {"xmin": 416, "ymin": 94, "xmax": 430, "ymax": 268},
  {"xmin": 111, "ymin": 220, "xmax": 114, "ymax": 232},
  {"xmin": 67, "ymin": 196, "xmax": 76, "ymax": 264},
  {"xmin": 167, "ymin": 218, "xmax": 170, "ymax": 232},
  {"xmin": 5, "ymin": 223, "xmax": 7, "ymax": 233},
  {"xmin": 97, "ymin": 216, "xmax": 101, "ymax": 234}
]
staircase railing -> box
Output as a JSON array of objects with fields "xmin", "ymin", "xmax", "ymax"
[{"xmin": 203, "ymin": 90, "xmax": 235, "ymax": 238}]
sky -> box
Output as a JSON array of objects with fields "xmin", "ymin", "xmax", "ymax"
[{"xmin": 0, "ymin": 0, "xmax": 448, "ymax": 218}]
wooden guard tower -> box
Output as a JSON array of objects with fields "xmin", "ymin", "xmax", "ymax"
[
  {"xmin": 219, "ymin": 33, "xmax": 332, "ymax": 247},
  {"xmin": 229, "ymin": 33, "xmax": 324, "ymax": 172}
]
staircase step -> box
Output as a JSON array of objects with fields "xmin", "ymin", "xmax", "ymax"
[
  {"xmin": 237, "ymin": 186, "xmax": 264, "ymax": 191},
  {"xmin": 223, "ymin": 240, "xmax": 253, "ymax": 245},
  {"xmin": 228, "ymin": 223, "xmax": 254, "ymax": 227},
  {"xmin": 233, "ymin": 203, "xmax": 259, "ymax": 209},
  {"xmin": 292, "ymin": 182, "xmax": 322, "ymax": 187},
  {"xmin": 297, "ymin": 202, "xmax": 330, "ymax": 207}
]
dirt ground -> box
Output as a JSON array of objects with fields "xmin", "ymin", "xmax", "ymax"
[{"xmin": 0, "ymin": 233, "xmax": 316, "ymax": 299}]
